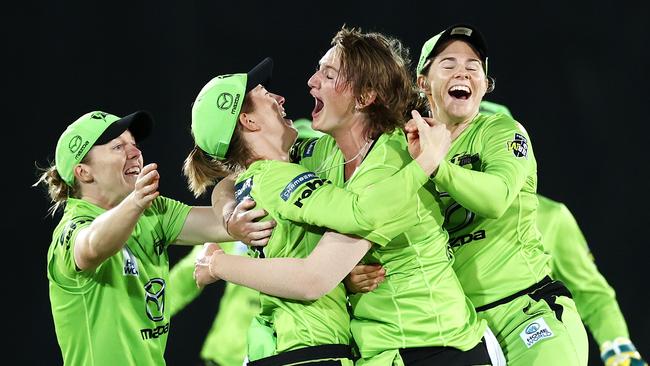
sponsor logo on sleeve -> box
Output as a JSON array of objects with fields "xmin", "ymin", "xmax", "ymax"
[
  {"xmin": 280, "ymin": 172, "xmax": 330, "ymax": 208},
  {"xmin": 234, "ymin": 177, "xmax": 253, "ymax": 203},
  {"xmin": 450, "ymin": 152, "xmax": 480, "ymax": 168},
  {"xmin": 507, "ymin": 133, "xmax": 528, "ymax": 158},
  {"xmin": 122, "ymin": 246, "xmax": 139, "ymax": 276},
  {"xmin": 303, "ymin": 139, "xmax": 318, "ymax": 157},
  {"xmin": 280, "ymin": 172, "xmax": 318, "ymax": 201},
  {"xmin": 520, "ymin": 317, "xmax": 554, "ymax": 348},
  {"xmin": 58, "ymin": 216, "xmax": 94, "ymax": 250}
]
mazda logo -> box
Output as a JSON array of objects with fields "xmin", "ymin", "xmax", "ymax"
[
  {"xmin": 144, "ymin": 278, "xmax": 166, "ymax": 322},
  {"xmin": 68, "ymin": 135, "xmax": 83, "ymax": 153},
  {"xmin": 216, "ymin": 92, "xmax": 234, "ymax": 110}
]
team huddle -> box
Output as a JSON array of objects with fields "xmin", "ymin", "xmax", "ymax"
[{"xmin": 36, "ymin": 23, "xmax": 645, "ymax": 366}]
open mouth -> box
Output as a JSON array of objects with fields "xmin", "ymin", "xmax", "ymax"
[
  {"xmin": 312, "ymin": 96, "xmax": 324, "ymax": 116},
  {"xmin": 124, "ymin": 166, "xmax": 141, "ymax": 176},
  {"xmin": 448, "ymin": 85, "xmax": 471, "ymax": 100}
]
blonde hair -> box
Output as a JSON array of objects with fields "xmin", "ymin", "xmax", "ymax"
[
  {"xmin": 183, "ymin": 95, "xmax": 256, "ymax": 198},
  {"xmin": 33, "ymin": 162, "xmax": 82, "ymax": 216}
]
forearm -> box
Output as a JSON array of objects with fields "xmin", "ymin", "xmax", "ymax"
[
  {"xmin": 210, "ymin": 254, "xmax": 324, "ymax": 300},
  {"xmin": 83, "ymin": 195, "xmax": 143, "ymax": 262},
  {"xmin": 176, "ymin": 207, "xmax": 231, "ymax": 245},
  {"xmin": 280, "ymin": 160, "xmax": 429, "ymax": 233},
  {"xmin": 433, "ymin": 160, "xmax": 513, "ymax": 218},
  {"xmin": 210, "ymin": 232, "xmax": 370, "ymax": 300}
]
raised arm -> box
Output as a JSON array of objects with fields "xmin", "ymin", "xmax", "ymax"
[
  {"xmin": 74, "ymin": 163, "xmax": 159, "ymax": 271},
  {"xmin": 433, "ymin": 120, "xmax": 534, "ymax": 218}
]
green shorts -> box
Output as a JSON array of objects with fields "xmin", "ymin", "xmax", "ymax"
[{"xmin": 477, "ymin": 278, "xmax": 588, "ymax": 365}]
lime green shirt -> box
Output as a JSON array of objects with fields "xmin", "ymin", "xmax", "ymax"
[
  {"xmin": 236, "ymin": 162, "xmax": 352, "ymax": 358},
  {"xmin": 47, "ymin": 197, "xmax": 191, "ymax": 366},
  {"xmin": 537, "ymin": 194, "xmax": 628, "ymax": 344},
  {"xmin": 433, "ymin": 113, "xmax": 552, "ymax": 308},
  {"xmin": 296, "ymin": 130, "xmax": 486, "ymax": 358}
]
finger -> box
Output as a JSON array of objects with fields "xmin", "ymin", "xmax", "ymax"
[
  {"xmin": 140, "ymin": 163, "xmax": 158, "ymax": 177},
  {"xmin": 404, "ymin": 119, "xmax": 418, "ymax": 132},
  {"xmin": 139, "ymin": 180, "xmax": 160, "ymax": 196},
  {"xmin": 248, "ymin": 228, "xmax": 274, "ymax": 241},
  {"xmin": 243, "ymin": 208, "xmax": 269, "ymax": 222},
  {"xmin": 353, "ymin": 264, "xmax": 384, "ymax": 275},
  {"xmin": 249, "ymin": 237, "xmax": 270, "ymax": 247},
  {"xmin": 249, "ymin": 219, "xmax": 276, "ymax": 230},
  {"xmin": 137, "ymin": 169, "xmax": 160, "ymax": 188},
  {"xmin": 235, "ymin": 199, "xmax": 257, "ymax": 211}
]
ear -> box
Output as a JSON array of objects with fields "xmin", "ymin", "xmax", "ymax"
[
  {"xmin": 356, "ymin": 90, "xmax": 377, "ymax": 109},
  {"xmin": 74, "ymin": 164, "xmax": 94, "ymax": 184},
  {"xmin": 238, "ymin": 112, "xmax": 260, "ymax": 132},
  {"xmin": 417, "ymin": 75, "xmax": 431, "ymax": 95}
]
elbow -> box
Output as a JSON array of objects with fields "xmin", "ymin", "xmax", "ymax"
[
  {"xmin": 482, "ymin": 205, "xmax": 507, "ymax": 219},
  {"xmin": 301, "ymin": 273, "xmax": 336, "ymax": 301}
]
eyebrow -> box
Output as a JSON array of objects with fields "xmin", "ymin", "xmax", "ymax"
[
  {"xmin": 439, "ymin": 56, "xmax": 481, "ymax": 64},
  {"xmin": 319, "ymin": 63, "xmax": 339, "ymax": 72}
]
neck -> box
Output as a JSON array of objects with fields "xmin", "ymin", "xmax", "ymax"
[
  {"xmin": 434, "ymin": 110, "xmax": 478, "ymax": 142},
  {"xmin": 330, "ymin": 116, "xmax": 371, "ymax": 164},
  {"xmin": 81, "ymin": 190, "xmax": 124, "ymax": 210},
  {"xmin": 246, "ymin": 135, "xmax": 290, "ymax": 166}
]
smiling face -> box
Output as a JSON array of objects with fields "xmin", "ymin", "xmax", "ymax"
[
  {"xmin": 245, "ymin": 84, "xmax": 297, "ymax": 153},
  {"xmin": 79, "ymin": 129, "xmax": 143, "ymax": 204},
  {"xmin": 307, "ymin": 46, "xmax": 356, "ymax": 135},
  {"xmin": 420, "ymin": 40, "xmax": 488, "ymax": 124}
]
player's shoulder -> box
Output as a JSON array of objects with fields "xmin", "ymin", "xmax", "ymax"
[
  {"xmin": 537, "ymin": 194, "xmax": 568, "ymax": 216},
  {"xmin": 372, "ymin": 128, "xmax": 410, "ymax": 161},
  {"xmin": 290, "ymin": 135, "xmax": 334, "ymax": 163}
]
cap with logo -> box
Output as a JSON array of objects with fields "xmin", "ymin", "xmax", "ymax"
[
  {"xmin": 191, "ymin": 57, "xmax": 274, "ymax": 159},
  {"xmin": 293, "ymin": 118, "xmax": 324, "ymax": 141},
  {"xmin": 55, "ymin": 110, "xmax": 154, "ymax": 186},
  {"xmin": 416, "ymin": 23, "xmax": 489, "ymax": 76}
]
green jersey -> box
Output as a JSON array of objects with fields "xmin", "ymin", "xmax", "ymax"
[
  {"xmin": 295, "ymin": 129, "xmax": 486, "ymax": 358},
  {"xmin": 47, "ymin": 197, "xmax": 191, "ymax": 366},
  {"xmin": 537, "ymin": 194, "xmax": 628, "ymax": 344},
  {"xmin": 432, "ymin": 113, "xmax": 551, "ymax": 308},
  {"xmin": 236, "ymin": 161, "xmax": 352, "ymax": 358},
  {"xmin": 169, "ymin": 243, "xmax": 259, "ymax": 366}
]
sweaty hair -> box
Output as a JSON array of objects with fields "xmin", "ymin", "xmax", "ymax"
[
  {"xmin": 331, "ymin": 26, "xmax": 421, "ymax": 139},
  {"xmin": 183, "ymin": 94, "xmax": 257, "ymax": 198}
]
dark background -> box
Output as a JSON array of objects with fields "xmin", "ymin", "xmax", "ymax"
[{"xmin": 10, "ymin": 0, "xmax": 648, "ymax": 364}]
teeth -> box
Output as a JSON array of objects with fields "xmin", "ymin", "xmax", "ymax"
[
  {"xmin": 125, "ymin": 167, "xmax": 140, "ymax": 175},
  {"xmin": 450, "ymin": 85, "xmax": 470, "ymax": 93}
]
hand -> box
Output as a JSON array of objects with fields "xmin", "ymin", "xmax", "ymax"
[
  {"xmin": 194, "ymin": 242, "xmax": 223, "ymax": 288},
  {"xmin": 600, "ymin": 338, "xmax": 647, "ymax": 366},
  {"xmin": 130, "ymin": 163, "xmax": 160, "ymax": 210},
  {"xmin": 405, "ymin": 110, "xmax": 451, "ymax": 176},
  {"xmin": 343, "ymin": 264, "xmax": 385, "ymax": 294},
  {"xmin": 226, "ymin": 199, "xmax": 276, "ymax": 246}
]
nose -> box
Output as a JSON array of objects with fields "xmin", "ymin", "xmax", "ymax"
[
  {"xmin": 126, "ymin": 143, "xmax": 141, "ymax": 159},
  {"xmin": 272, "ymin": 93, "xmax": 285, "ymax": 106},
  {"xmin": 307, "ymin": 71, "xmax": 319, "ymax": 89},
  {"xmin": 454, "ymin": 68, "xmax": 470, "ymax": 79}
]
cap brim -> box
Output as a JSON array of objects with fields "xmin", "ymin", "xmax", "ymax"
[
  {"xmin": 95, "ymin": 110, "xmax": 154, "ymax": 145},
  {"xmin": 245, "ymin": 57, "xmax": 273, "ymax": 92}
]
